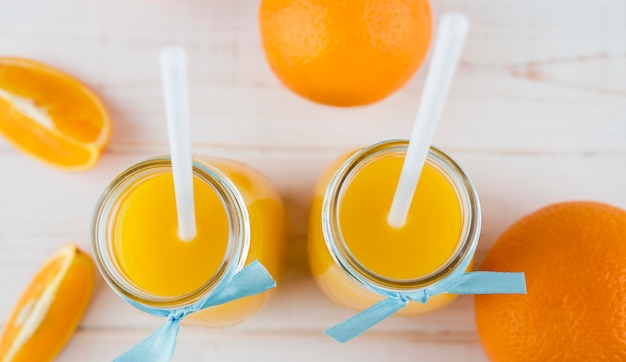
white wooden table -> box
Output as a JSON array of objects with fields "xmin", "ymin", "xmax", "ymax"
[{"xmin": 1, "ymin": 0, "xmax": 625, "ymax": 361}]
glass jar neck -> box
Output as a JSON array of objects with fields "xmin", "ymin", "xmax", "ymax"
[
  {"xmin": 91, "ymin": 157, "xmax": 250, "ymax": 310},
  {"xmin": 322, "ymin": 140, "xmax": 481, "ymax": 294}
]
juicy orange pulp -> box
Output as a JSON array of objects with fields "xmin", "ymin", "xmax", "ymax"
[{"xmin": 0, "ymin": 57, "xmax": 110, "ymax": 170}]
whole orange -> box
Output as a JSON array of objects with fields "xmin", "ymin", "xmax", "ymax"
[
  {"xmin": 475, "ymin": 202, "xmax": 626, "ymax": 361},
  {"xmin": 259, "ymin": 0, "xmax": 432, "ymax": 106}
]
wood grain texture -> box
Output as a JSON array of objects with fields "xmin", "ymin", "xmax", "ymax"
[{"xmin": 0, "ymin": 0, "xmax": 625, "ymax": 361}]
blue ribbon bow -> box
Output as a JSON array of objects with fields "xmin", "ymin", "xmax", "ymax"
[
  {"xmin": 324, "ymin": 244, "xmax": 527, "ymax": 343},
  {"xmin": 115, "ymin": 260, "xmax": 276, "ymax": 362}
]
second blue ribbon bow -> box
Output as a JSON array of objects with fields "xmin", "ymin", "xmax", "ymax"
[{"xmin": 324, "ymin": 240, "xmax": 527, "ymax": 343}]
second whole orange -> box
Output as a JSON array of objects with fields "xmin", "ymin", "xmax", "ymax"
[
  {"xmin": 259, "ymin": 0, "xmax": 432, "ymax": 107},
  {"xmin": 475, "ymin": 202, "xmax": 626, "ymax": 361}
]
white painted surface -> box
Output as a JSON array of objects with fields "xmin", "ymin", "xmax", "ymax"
[{"xmin": 0, "ymin": 0, "xmax": 625, "ymax": 361}]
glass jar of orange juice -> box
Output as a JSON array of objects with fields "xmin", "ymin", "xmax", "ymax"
[
  {"xmin": 309, "ymin": 140, "xmax": 525, "ymax": 342},
  {"xmin": 91, "ymin": 156, "xmax": 285, "ymax": 328}
]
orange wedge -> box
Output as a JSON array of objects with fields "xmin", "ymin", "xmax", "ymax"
[
  {"xmin": 0, "ymin": 57, "xmax": 111, "ymax": 171},
  {"xmin": 0, "ymin": 244, "xmax": 95, "ymax": 361}
]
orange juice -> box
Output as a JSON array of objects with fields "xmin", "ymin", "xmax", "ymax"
[
  {"xmin": 309, "ymin": 140, "xmax": 480, "ymax": 315},
  {"xmin": 340, "ymin": 156, "xmax": 462, "ymax": 279},
  {"xmin": 92, "ymin": 156, "xmax": 285, "ymax": 326},
  {"xmin": 112, "ymin": 173, "xmax": 229, "ymax": 297}
]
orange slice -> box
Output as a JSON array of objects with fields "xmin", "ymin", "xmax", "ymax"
[
  {"xmin": 0, "ymin": 244, "xmax": 95, "ymax": 361},
  {"xmin": 0, "ymin": 57, "xmax": 111, "ymax": 171}
]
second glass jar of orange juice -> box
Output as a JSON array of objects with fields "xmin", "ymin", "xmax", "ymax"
[
  {"xmin": 309, "ymin": 140, "xmax": 480, "ymax": 318},
  {"xmin": 92, "ymin": 156, "xmax": 285, "ymax": 327}
]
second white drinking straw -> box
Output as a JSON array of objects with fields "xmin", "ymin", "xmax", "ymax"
[
  {"xmin": 387, "ymin": 13, "xmax": 470, "ymax": 228},
  {"xmin": 160, "ymin": 45, "xmax": 197, "ymax": 241}
]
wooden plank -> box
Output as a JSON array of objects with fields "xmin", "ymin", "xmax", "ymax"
[
  {"xmin": 434, "ymin": 0, "xmax": 626, "ymax": 66},
  {"xmin": 2, "ymin": 0, "xmax": 625, "ymax": 72},
  {"xmin": 59, "ymin": 328, "xmax": 488, "ymax": 362},
  {"xmin": 0, "ymin": 67, "xmax": 623, "ymax": 154},
  {"xmin": 0, "ymin": 1, "xmax": 624, "ymax": 153}
]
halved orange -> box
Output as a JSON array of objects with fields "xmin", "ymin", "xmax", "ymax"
[
  {"xmin": 0, "ymin": 57, "xmax": 111, "ymax": 171},
  {"xmin": 0, "ymin": 244, "xmax": 95, "ymax": 361}
]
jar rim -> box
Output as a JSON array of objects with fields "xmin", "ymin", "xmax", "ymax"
[
  {"xmin": 321, "ymin": 140, "xmax": 481, "ymax": 294},
  {"xmin": 90, "ymin": 156, "xmax": 250, "ymax": 310}
]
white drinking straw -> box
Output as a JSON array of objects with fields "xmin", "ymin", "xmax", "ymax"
[
  {"xmin": 160, "ymin": 46, "xmax": 197, "ymax": 241},
  {"xmin": 387, "ymin": 13, "xmax": 470, "ymax": 228}
]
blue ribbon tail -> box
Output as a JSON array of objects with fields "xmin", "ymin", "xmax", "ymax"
[
  {"xmin": 324, "ymin": 298, "xmax": 408, "ymax": 343},
  {"xmin": 446, "ymin": 271, "xmax": 527, "ymax": 295},
  {"xmin": 114, "ymin": 318, "xmax": 180, "ymax": 362},
  {"xmin": 202, "ymin": 260, "xmax": 277, "ymax": 307}
]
